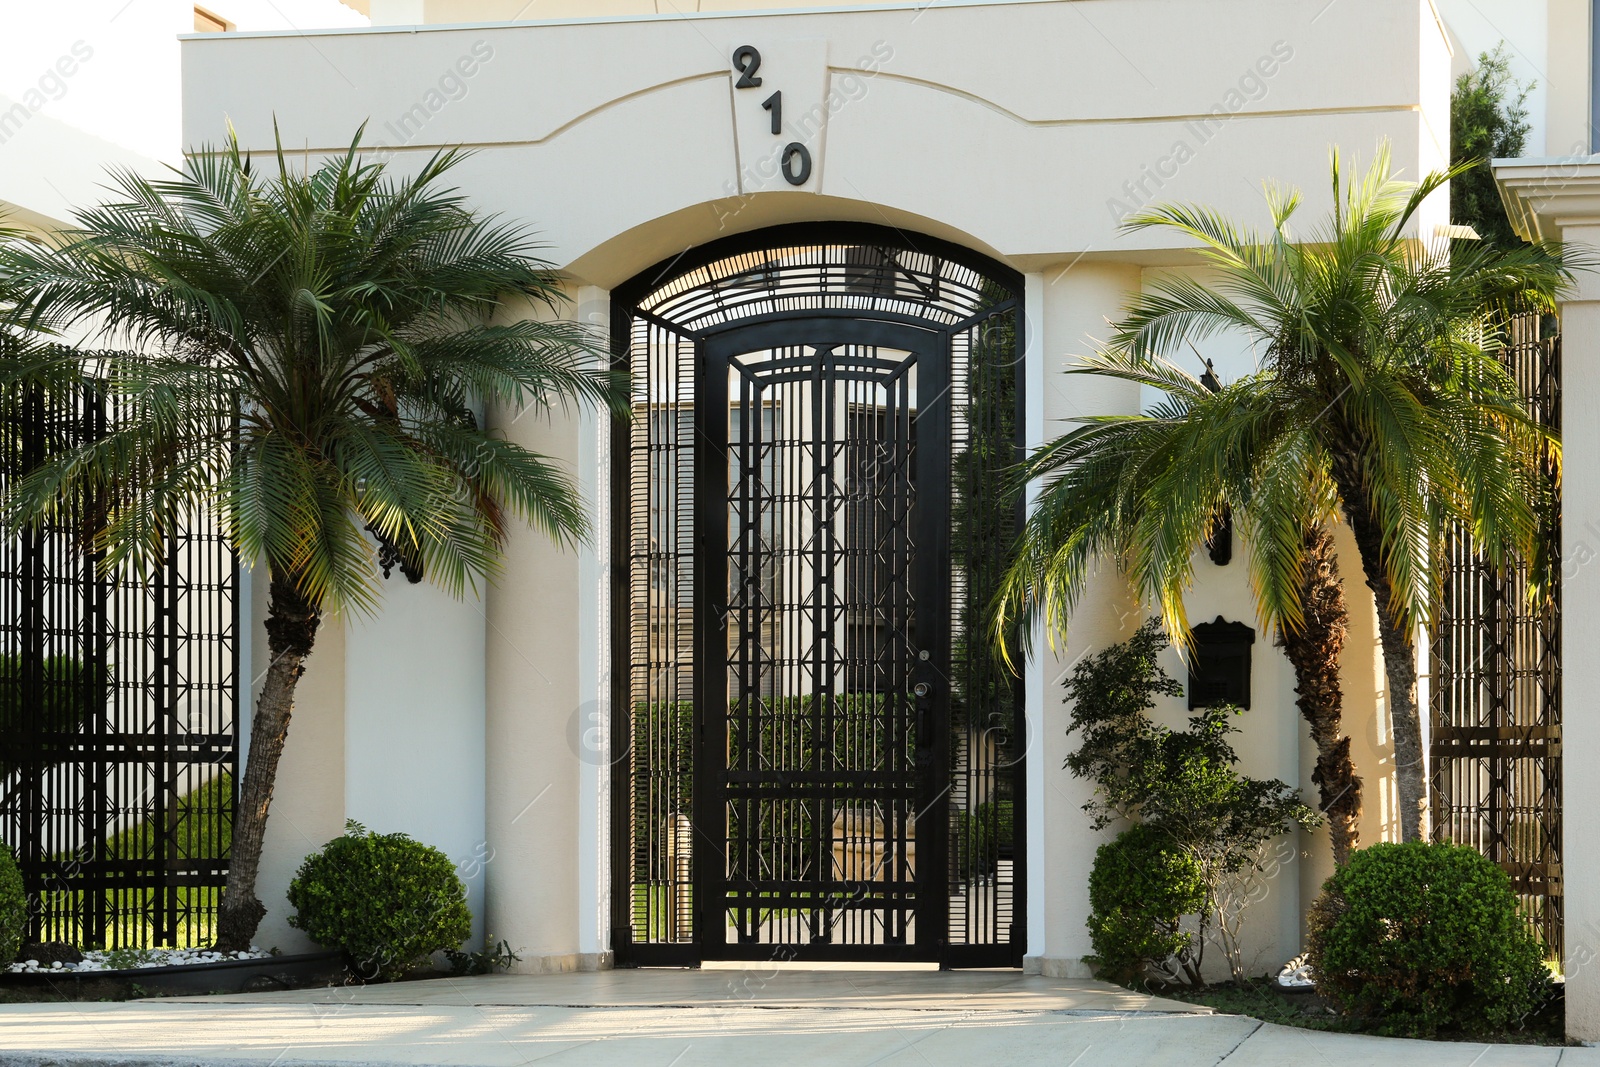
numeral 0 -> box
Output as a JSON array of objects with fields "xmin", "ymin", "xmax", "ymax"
[
  {"xmin": 782, "ymin": 143, "xmax": 812, "ymax": 186},
  {"xmin": 732, "ymin": 45, "xmax": 762, "ymax": 88}
]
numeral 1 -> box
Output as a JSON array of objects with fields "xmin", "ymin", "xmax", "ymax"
[{"xmin": 762, "ymin": 91, "xmax": 782, "ymax": 136}]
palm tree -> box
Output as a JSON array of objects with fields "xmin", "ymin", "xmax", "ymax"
[
  {"xmin": 0, "ymin": 134, "xmax": 627, "ymax": 950},
  {"xmin": 994, "ymin": 146, "xmax": 1576, "ymax": 847}
]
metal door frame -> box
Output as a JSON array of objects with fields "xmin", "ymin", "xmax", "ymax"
[{"xmin": 695, "ymin": 318, "xmax": 950, "ymax": 962}]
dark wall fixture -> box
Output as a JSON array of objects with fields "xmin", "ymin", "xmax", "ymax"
[
  {"xmin": 1197, "ymin": 360, "xmax": 1231, "ymax": 567},
  {"xmin": 1188, "ymin": 616, "xmax": 1255, "ymax": 709},
  {"xmin": 1207, "ymin": 509, "xmax": 1233, "ymax": 566}
]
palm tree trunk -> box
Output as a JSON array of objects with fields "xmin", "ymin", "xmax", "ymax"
[
  {"xmin": 1276, "ymin": 526, "xmax": 1362, "ymax": 865},
  {"xmin": 1329, "ymin": 458, "xmax": 1428, "ymax": 843},
  {"xmin": 1368, "ymin": 591, "xmax": 1426, "ymax": 841},
  {"xmin": 214, "ymin": 575, "xmax": 320, "ymax": 952}
]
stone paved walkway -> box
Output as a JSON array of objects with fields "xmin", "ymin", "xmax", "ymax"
[{"xmin": 0, "ymin": 968, "xmax": 1591, "ymax": 1066}]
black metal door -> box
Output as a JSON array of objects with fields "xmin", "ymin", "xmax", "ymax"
[{"xmin": 698, "ymin": 320, "xmax": 949, "ymax": 961}]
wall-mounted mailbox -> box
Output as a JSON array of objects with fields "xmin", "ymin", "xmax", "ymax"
[{"xmin": 1188, "ymin": 616, "xmax": 1255, "ymax": 709}]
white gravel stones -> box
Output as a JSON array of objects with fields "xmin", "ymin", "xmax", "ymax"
[
  {"xmin": 6, "ymin": 945, "xmax": 270, "ymax": 974},
  {"xmin": 1277, "ymin": 953, "xmax": 1315, "ymax": 989}
]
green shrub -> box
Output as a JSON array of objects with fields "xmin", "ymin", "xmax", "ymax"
[
  {"xmin": 0, "ymin": 844, "xmax": 27, "ymax": 966},
  {"xmin": 108, "ymin": 771, "xmax": 232, "ymax": 861},
  {"xmin": 1306, "ymin": 841, "xmax": 1550, "ymax": 1037},
  {"xmin": 287, "ymin": 821, "xmax": 471, "ymax": 980},
  {"xmin": 0, "ymin": 654, "xmax": 110, "ymax": 783},
  {"xmin": 1086, "ymin": 825, "xmax": 1206, "ymax": 987}
]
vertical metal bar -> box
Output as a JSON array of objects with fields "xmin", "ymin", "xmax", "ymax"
[
  {"xmin": 608, "ymin": 299, "xmax": 636, "ymax": 959},
  {"xmin": 694, "ymin": 336, "xmax": 729, "ymax": 958},
  {"xmin": 87, "ymin": 385, "xmax": 110, "ymax": 949},
  {"xmin": 915, "ymin": 334, "xmax": 952, "ymax": 962}
]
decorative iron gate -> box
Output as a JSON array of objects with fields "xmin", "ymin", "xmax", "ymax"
[
  {"xmin": 0, "ymin": 383, "xmax": 238, "ymax": 949},
  {"xmin": 1430, "ymin": 312, "xmax": 1561, "ymax": 957},
  {"xmin": 612, "ymin": 224, "xmax": 1024, "ymax": 967}
]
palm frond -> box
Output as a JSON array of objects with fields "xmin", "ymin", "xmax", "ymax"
[
  {"xmin": 998, "ymin": 142, "xmax": 1581, "ymax": 666},
  {"xmin": 0, "ymin": 127, "xmax": 629, "ymax": 614}
]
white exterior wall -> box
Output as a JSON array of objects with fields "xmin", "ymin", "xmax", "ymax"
[
  {"xmin": 1546, "ymin": 0, "xmax": 1592, "ymax": 156},
  {"xmin": 1560, "ymin": 279, "xmax": 1600, "ymax": 1042},
  {"xmin": 1031, "ymin": 261, "xmax": 1143, "ymax": 976},
  {"xmin": 343, "ymin": 583, "xmax": 488, "ymax": 947},
  {"xmin": 182, "ymin": 0, "xmax": 1448, "ymax": 972},
  {"xmin": 0, "ymin": 1, "xmax": 366, "ymax": 237}
]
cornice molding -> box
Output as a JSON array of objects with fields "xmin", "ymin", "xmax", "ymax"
[{"xmin": 1495, "ymin": 156, "xmax": 1600, "ymax": 243}]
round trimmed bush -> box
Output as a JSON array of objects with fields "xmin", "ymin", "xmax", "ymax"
[
  {"xmin": 0, "ymin": 844, "xmax": 26, "ymax": 966},
  {"xmin": 1306, "ymin": 841, "xmax": 1550, "ymax": 1037},
  {"xmin": 1086, "ymin": 825, "xmax": 1206, "ymax": 986},
  {"xmin": 287, "ymin": 822, "xmax": 471, "ymax": 980}
]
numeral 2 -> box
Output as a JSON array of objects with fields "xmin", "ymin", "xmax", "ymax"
[{"xmin": 732, "ymin": 45, "xmax": 762, "ymax": 88}]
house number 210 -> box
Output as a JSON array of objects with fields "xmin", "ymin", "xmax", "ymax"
[{"xmin": 733, "ymin": 45, "xmax": 811, "ymax": 186}]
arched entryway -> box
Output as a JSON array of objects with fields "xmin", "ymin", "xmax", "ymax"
[{"xmin": 610, "ymin": 223, "xmax": 1025, "ymax": 968}]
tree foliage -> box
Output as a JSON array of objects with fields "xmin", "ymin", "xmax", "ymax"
[
  {"xmin": 1451, "ymin": 44, "xmax": 1531, "ymax": 250},
  {"xmin": 0, "ymin": 130, "xmax": 630, "ymax": 950},
  {"xmin": 997, "ymin": 146, "xmax": 1571, "ymax": 650},
  {"xmin": 1063, "ymin": 621, "xmax": 1316, "ymax": 858},
  {"xmin": 996, "ymin": 145, "xmax": 1582, "ymax": 841},
  {"xmin": 0, "ymin": 131, "xmax": 627, "ymax": 611}
]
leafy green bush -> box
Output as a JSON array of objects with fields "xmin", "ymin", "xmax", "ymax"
[
  {"xmin": 0, "ymin": 843, "xmax": 27, "ymax": 966},
  {"xmin": 1062, "ymin": 621, "xmax": 1314, "ymax": 850},
  {"xmin": 287, "ymin": 821, "xmax": 471, "ymax": 980},
  {"xmin": 1086, "ymin": 825, "xmax": 1206, "ymax": 987},
  {"xmin": 1306, "ymin": 841, "xmax": 1550, "ymax": 1037}
]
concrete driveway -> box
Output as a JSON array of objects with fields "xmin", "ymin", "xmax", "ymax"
[{"xmin": 0, "ymin": 967, "xmax": 1589, "ymax": 1066}]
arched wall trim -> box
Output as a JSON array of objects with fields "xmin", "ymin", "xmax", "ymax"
[{"xmin": 609, "ymin": 222, "xmax": 1026, "ymax": 968}]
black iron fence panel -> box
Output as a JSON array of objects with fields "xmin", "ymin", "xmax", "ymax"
[
  {"xmin": 0, "ymin": 383, "xmax": 238, "ymax": 949},
  {"xmin": 1430, "ymin": 312, "xmax": 1561, "ymax": 959},
  {"xmin": 945, "ymin": 301, "xmax": 1021, "ymax": 957}
]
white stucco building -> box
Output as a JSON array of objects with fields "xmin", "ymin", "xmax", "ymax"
[
  {"xmin": 181, "ymin": 0, "xmax": 1451, "ymax": 979},
  {"xmin": 12, "ymin": 0, "xmax": 1600, "ymax": 1045}
]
